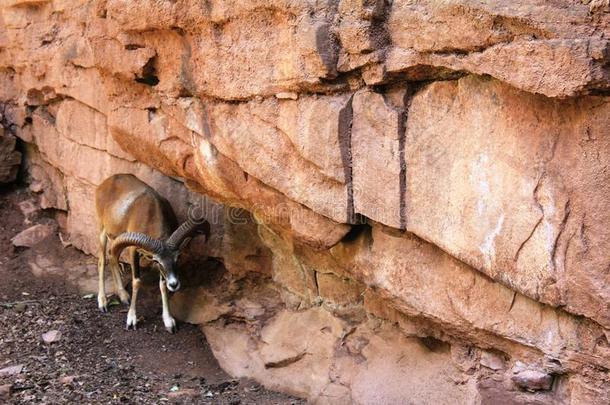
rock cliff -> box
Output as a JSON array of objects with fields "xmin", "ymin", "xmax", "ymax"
[{"xmin": 1, "ymin": 0, "xmax": 609, "ymax": 403}]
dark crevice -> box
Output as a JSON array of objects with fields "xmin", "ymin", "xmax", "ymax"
[
  {"xmin": 386, "ymin": 65, "xmax": 466, "ymax": 84},
  {"xmin": 314, "ymin": 6, "xmax": 339, "ymax": 79},
  {"xmin": 178, "ymin": 87, "xmax": 194, "ymax": 98},
  {"xmin": 589, "ymin": 88, "xmax": 610, "ymax": 97},
  {"xmin": 338, "ymin": 95, "xmax": 355, "ymax": 224},
  {"xmin": 135, "ymin": 57, "xmax": 160, "ymax": 86},
  {"xmin": 418, "ymin": 336, "xmax": 451, "ymax": 353},
  {"xmin": 340, "ymin": 222, "xmax": 371, "ymax": 244},
  {"xmin": 397, "ymin": 90, "xmax": 408, "ymax": 231},
  {"xmin": 313, "ymin": 271, "xmax": 320, "ymax": 297},
  {"xmin": 367, "ymin": 0, "xmax": 390, "ymax": 51},
  {"xmin": 551, "ymin": 199, "xmax": 571, "ymax": 273},
  {"xmin": 124, "ymin": 44, "xmax": 144, "ymax": 50},
  {"xmin": 146, "ymin": 107, "xmax": 157, "ymax": 122},
  {"xmin": 432, "ymin": 48, "xmax": 473, "ymax": 56},
  {"xmin": 264, "ymin": 352, "xmax": 307, "ymax": 369},
  {"xmin": 172, "ymin": 26, "xmax": 186, "ymax": 36},
  {"xmin": 508, "ymin": 291, "xmax": 518, "ymax": 312},
  {"xmin": 399, "ymin": 82, "xmax": 429, "ymax": 230}
]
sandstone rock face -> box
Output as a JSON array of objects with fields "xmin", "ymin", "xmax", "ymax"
[
  {"xmin": 385, "ymin": 1, "xmax": 610, "ymax": 97},
  {"xmin": 406, "ymin": 76, "xmax": 610, "ymax": 328},
  {"xmin": 1, "ymin": 0, "xmax": 610, "ymax": 403},
  {"xmin": 0, "ymin": 124, "xmax": 20, "ymax": 183}
]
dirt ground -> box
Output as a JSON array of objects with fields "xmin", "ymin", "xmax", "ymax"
[{"xmin": 0, "ymin": 184, "xmax": 304, "ymax": 404}]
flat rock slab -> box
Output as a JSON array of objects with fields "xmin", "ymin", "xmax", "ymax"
[
  {"xmin": 11, "ymin": 224, "xmax": 55, "ymax": 248},
  {"xmin": 0, "ymin": 364, "xmax": 23, "ymax": 377}
]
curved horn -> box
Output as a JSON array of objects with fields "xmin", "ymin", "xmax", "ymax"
[
  {"xmin": 166, "ymin": 218, "xmax": 211, "ymax": 250},
  {"xmin": 111, "ymin": 232, "xmax": 165, "ymax": 260}
]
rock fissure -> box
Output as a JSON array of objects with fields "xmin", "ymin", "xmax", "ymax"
[
  {"xmin": 514, "ymin": 172, "xmax": 546, "ymax": 263},
  {"xmin": 551, "ymin": 199, "xmax": 572, "ymax": 273},
  {"xmin": 264, "ymin": 352, "xmax": 308, "ymax": 369},
  {"xmin": 338, "ymin": 95, "xmax": 355, "ymax": 224}
]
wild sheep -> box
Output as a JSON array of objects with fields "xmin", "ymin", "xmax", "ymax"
[{"xmin": 95, "ymin": 174, "xmax": 210, "ymax": 332}]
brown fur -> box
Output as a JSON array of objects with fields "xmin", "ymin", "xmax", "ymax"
[
  {"xmin": 95, "ymin": 173, "xmax": 178, "ymax": 240},
  {"xmin": 94, "ymin": 173, "xmax": 181, "ymax": 332}
]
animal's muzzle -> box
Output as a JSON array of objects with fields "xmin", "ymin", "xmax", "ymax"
[{"xmin": 166, "ymin": 277, "xmax": 180, "ymax": 292}]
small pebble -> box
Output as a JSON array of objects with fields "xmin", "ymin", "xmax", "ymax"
[
  {"xmin": 60, "ymin": 375, "xmax": 76, "ymax": 385},
  {"xmin": 0, "ymin": 364, "xmax": 23, "ymax": 377},
  {"xmin": 42, "ymin": 330, "xmax": 62, "ymax": 344}
]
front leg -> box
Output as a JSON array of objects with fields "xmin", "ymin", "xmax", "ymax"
[
  {"xmin": 126, "ymin": 250, "xmax": 141, "ymax": 330},
  {"xmin": 159, "ymin": 276, "xmax": 176, "ymax": 333},
  {"xmin": 97, "ymin": 230, "xmax": 108, "ymax": 312},
  {"xmin": 126, "ymin": 277, "xmax": 141, "ymax": 330}
]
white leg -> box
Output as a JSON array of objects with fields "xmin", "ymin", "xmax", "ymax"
[
  {"xmin": 97, "ymin": 230, "xmax": 108, "ymax": 312},
  {"xmin": 160, "ymin": 276, "xmax": 176, "ymax": 333},
  {"xmin": 126, "ymin": 278, "xmax": 141, "ymax": 330}
]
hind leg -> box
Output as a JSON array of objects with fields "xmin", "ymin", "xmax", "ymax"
[
  {"xmin": 110, "ymin": 248, "xmax": 130, "ymax": 306},
  {"xmin": 97, "ymin": 230, "xmax": 108, "ymax": 312}
]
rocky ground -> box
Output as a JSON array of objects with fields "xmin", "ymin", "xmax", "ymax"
[{"xmin": 0, "ymin": 184, "xmax": 304, "ymax": 404}]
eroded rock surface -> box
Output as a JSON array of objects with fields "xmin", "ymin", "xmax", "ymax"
[
  {"xmin": 0, "ymin": 123, "xmax": 20, "ymax": 183},
  {"xmin": 1, "ymin": 0, "xmax": 609, "ymax": 403}
]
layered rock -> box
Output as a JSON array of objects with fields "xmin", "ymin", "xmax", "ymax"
[
  {"xmin": 1, "ymin": 0, "xmax": 609, "ymax": 403},
  {"xmin": 406, "ymin": 77, "xmax": 610, "ymax": 329},
  {"xmin": 384, "ymin": 0, "xmax": 610, "ymax": 97}
]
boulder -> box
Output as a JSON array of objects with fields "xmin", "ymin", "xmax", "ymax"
[{"xmin": 512, "ymin": 369, "xmax": 553, "ymax": 392}]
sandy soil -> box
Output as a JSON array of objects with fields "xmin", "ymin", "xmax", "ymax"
[{"xmin": 0, "ymin": 184, "xmax": 304, "ymax": 404}]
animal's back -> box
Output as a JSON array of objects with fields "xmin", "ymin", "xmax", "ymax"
[{"xmin": 95, "ymin": 174, "xmax": 177, "ymax": 239}]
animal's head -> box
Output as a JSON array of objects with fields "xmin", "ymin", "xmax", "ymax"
[{"xmin": 111, "ymin": 219, "xmax": 211, "ymax": 292}]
